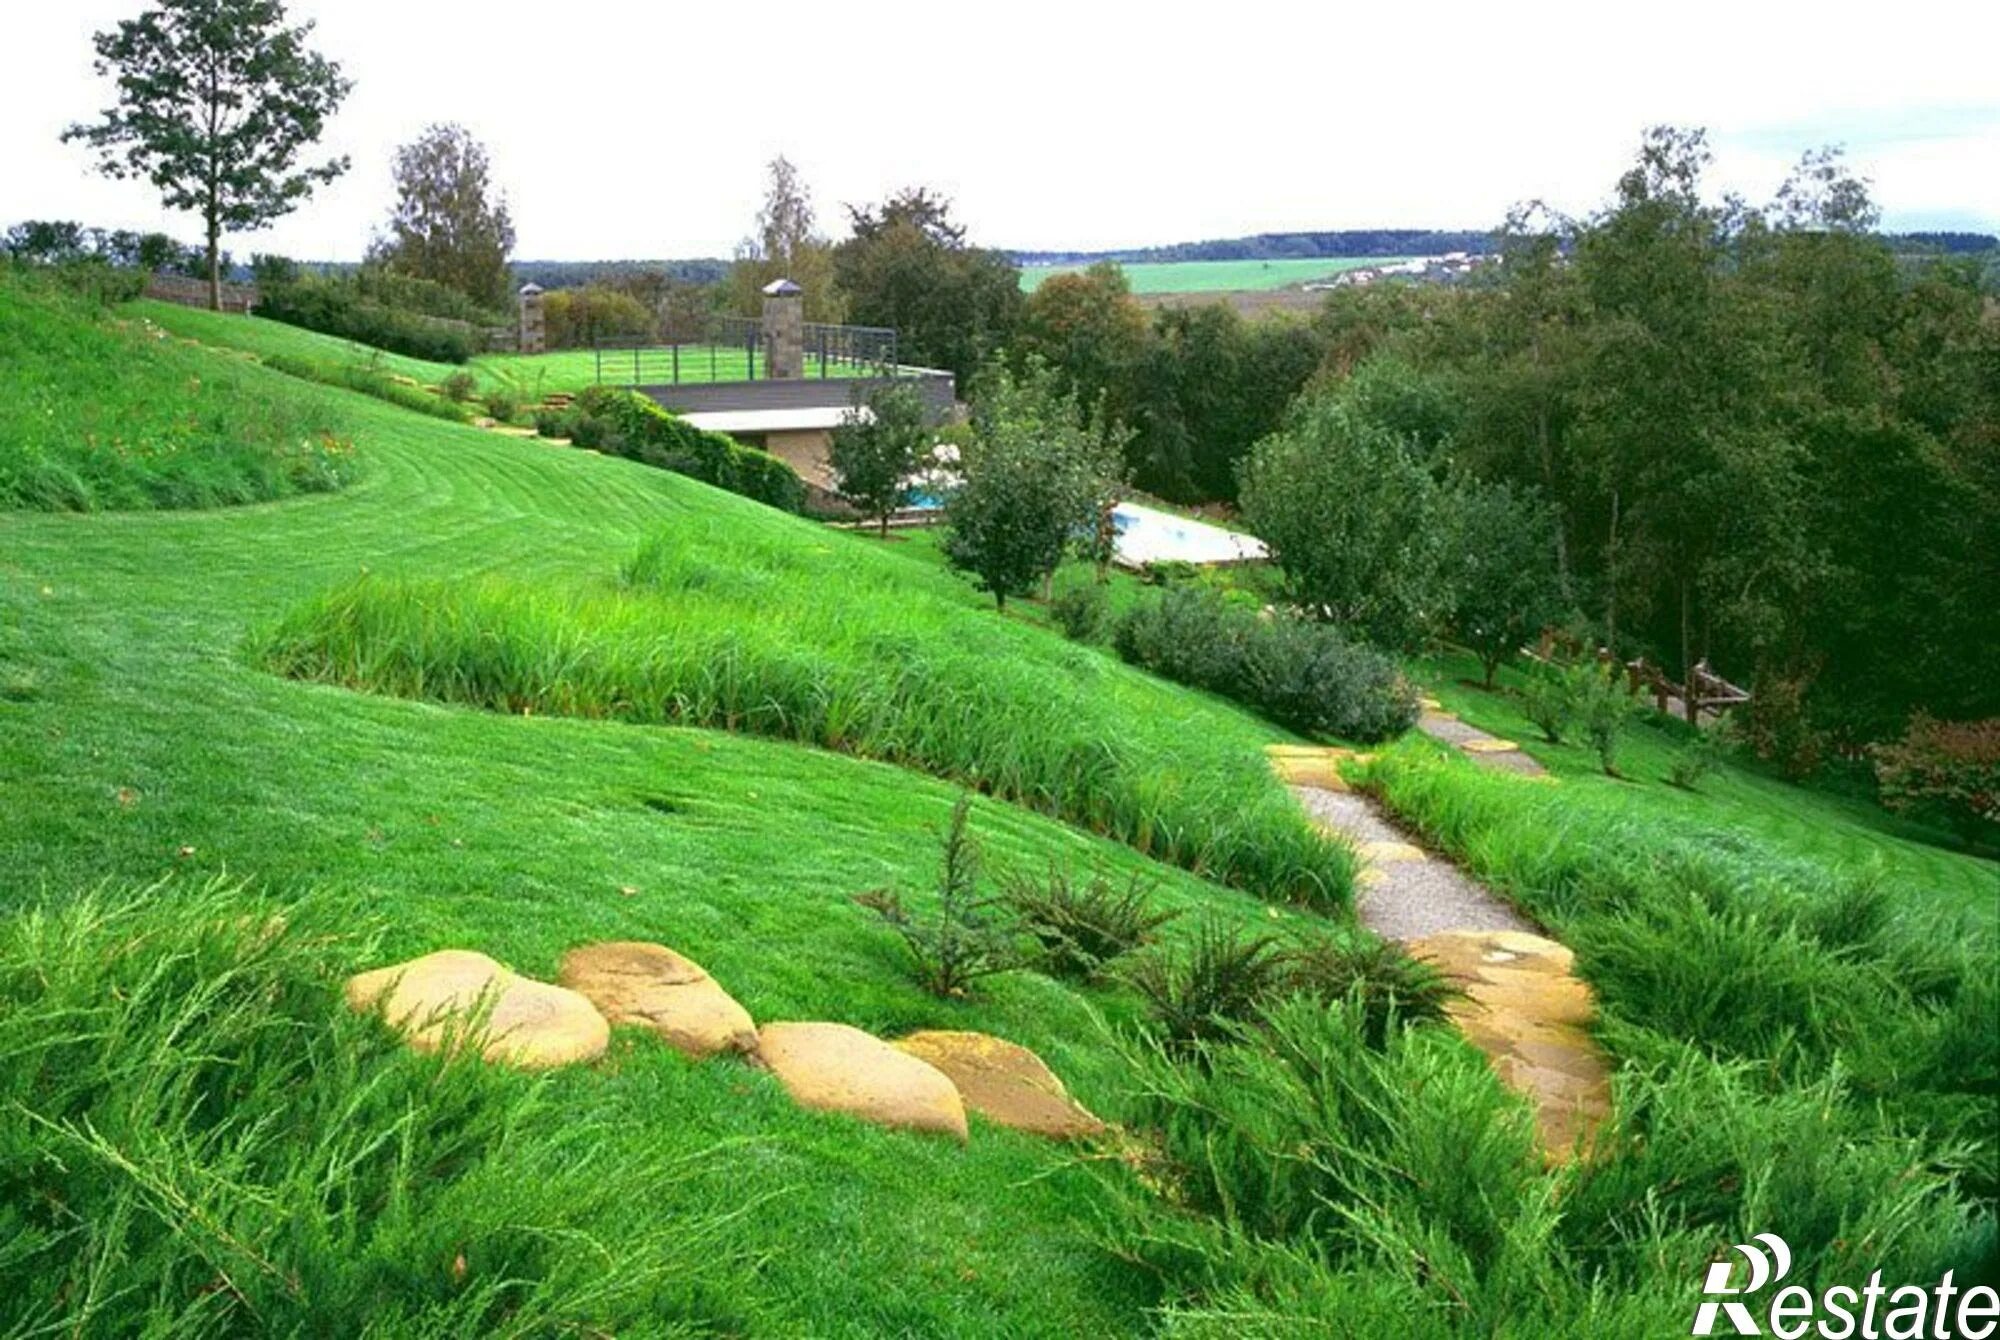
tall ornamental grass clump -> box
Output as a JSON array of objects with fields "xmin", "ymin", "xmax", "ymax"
[
  {"xmin": 258, "ymin": 518, "xmax": 1356, "ymax": 909},
  {"xmin": 0, "ymin": 879, "xmax": 747, "ymax": 1336},
  {"xmin": 1108, "ymin": 997, "xmax": 1987, "ymax": 1336},
  {"xmin": 0, "ymin": 272, "xmax": 358, "ymax": 510},
  {"xmin": 1364, "ymin": 741, "xmax": 2000, "ymax": 1202}
]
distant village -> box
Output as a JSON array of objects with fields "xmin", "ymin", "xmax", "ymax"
[{"xmin": 1307, "ymin": 251, "xmax": 1498, "ymax": 290}]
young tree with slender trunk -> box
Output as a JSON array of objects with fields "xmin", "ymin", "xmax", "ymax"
[{"xmin": 64, "ymin": 0, "xmax": 352, "ymax": 312}]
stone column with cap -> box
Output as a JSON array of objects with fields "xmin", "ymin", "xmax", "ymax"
[
  {"xmin": 518, "ymin": 283, "xmax": 546, "ymax": 355},
  {"xmin": 761, "ymin": 278, "xmax": 804, "ymax": 379}
]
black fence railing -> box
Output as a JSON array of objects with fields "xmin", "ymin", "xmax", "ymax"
[{"xmin": 593, "ymin": 316, "xmax": 900, "ymax": 387}]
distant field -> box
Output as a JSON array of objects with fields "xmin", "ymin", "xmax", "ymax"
[{"xmin": 1018, "ymin": 256, "xmax": 1414, "ymax": 294}]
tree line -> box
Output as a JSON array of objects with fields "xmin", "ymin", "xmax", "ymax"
[{"xmin": 1011, "ymin": 130, "xmax": 1999, "ymax": 767}]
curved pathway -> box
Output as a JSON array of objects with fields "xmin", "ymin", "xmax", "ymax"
[
  {"xmin": 1268, "ymin": 742, "xmax": 1610, "ymax": 1160},
  {"xmin": 1414, "ymin": 696, "xmax": 1549, "ymax": 777}
]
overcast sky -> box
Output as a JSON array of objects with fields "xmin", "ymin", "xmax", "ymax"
[{"xmin": 5, "ymin": 0, "xmax": 1997, "ymax": 261}]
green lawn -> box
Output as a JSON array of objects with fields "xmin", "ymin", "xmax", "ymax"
[
  {"xmin": 1019, "ymin": 256, "xmax": 1415, "ymax": 294},
  {"xmin": 0, "ymin": 323, "xmax": 1332, "ymax": 1332},
  {"xmin": 5, "ymin": 284, "xmax": 1994, "ymax": 1333},
  {"xmin": 1409, "ymin": 650, "xmax": 1997, "ymax": 916}
]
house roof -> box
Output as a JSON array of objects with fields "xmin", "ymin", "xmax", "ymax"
[{"xmin": 761, "ymin": 278, "xmax": 803, "ymax": 297}]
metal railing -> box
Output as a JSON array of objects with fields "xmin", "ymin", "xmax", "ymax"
[{"xmin": 593, "ymin": 315, "xmax": 899, "ymax": 387}]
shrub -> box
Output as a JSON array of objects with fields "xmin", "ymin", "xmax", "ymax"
[
  {"xmin": 441, "ymin": 369, "xmax": 478, "ymax": 402},
  {"xmin": 1666, "ymin": 729, "xmax": 1722, "ymax": 790},
  {"xmin": 1127, "ymin": 918, "xmax": 1291, "ymax": 1050},
  {"xmin": 1578, "ymin": 663, "xmax": 1637, "ymax": 776},
  {"xmin": 1002, "ymin": 863, "xmax": 1177, "ymax": 980},
  {"xmin": 1283, "ymin": 933, "xmax": 1462, "ymax": 1048},
  {"xmin": 1873, "ymin": 715, "xmax": 2000, "ymax": 849},
  {"xmin": 1518, "ymin": 659, "xmax": 1581, "ymax": 743},
  {"xmin": 541, "ymin": 284, "xmax": 654, "ymax": 349},
  {"xmin": 1114, "ymin": 586, "xmax": 1417, "ymax": 742},
  {"xmin": 853, "ymin": 794, "xmax": 1019, "ymax": 997},
  {"xmin": 1048, "ymin": 578, "xmax": 1111, "ymax": 643},
  {"xmin": 256, "ymin": 273, "xmax": 480, "ymax": 363},
  {"xmin": 481, "ymin": 388, "xmax": 520, "ymax": 422},
  {"xmin": 1238, "ymin": 377, "xmax": 1454, "ymax": 650},
  {"xmin": 560, "ymin": 388, "xmax": 804, "ymax": 512},
  {"xmin": 533, "ymin": 407, "xmax": 574, "ymax": 439}
]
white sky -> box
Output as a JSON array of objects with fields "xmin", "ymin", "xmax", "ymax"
[{"xmin": 4, "ymin": 0, "xmax": 1997, "ymax": 261}]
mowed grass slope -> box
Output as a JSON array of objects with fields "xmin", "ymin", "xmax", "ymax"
[
  {"xmin": 1, "ymin": 317, "xmax": 1344, "ymax": 1333},
  {"xmin": 257, "ymin": 517, "xmax": 1355, "ymax": 908},
  {"xmin": 0, "ymin": 277, "xmax": 357, "ymax": 510},
  {"xmin": 1414, "ymin": 650, "xmax": 1997, "ymax": 914}
]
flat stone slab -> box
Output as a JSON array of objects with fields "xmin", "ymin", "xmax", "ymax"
[
  {"xmin": 755, "ymin": 1022, "xmax": 968, "ymax": 1142},
  {"xmin": 346, "ymin": 949, "xmax": 610, "ymax": 1069},
  {"xmin": 1408, "ymin": 929, "xmax": 1612, "ymax": 1161},
  {"xmin": 893, "ymin": 1030, "xmax": 1106, "ymax": 1140},
  {"xmin": 1263, "ymin": 744, "xmax": 1372, "ymax": 791},
  {"xmin": 559, "ymin": 941, "xmax": 756, "ymax": 1059}
]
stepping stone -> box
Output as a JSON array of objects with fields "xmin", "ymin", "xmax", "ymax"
[
  {"xmin": 1262, "ymin": 744, "xmax": 1374, "ymax": 792},
  {"xmin": 1357, "ymin": 839, "xmax": 1427, "ymax": 864},
  {"xmin": 559, "ymin": 941, "xmax": 756, "ymax": 1059},
  {"xmin": 345, "ymin": 949, "xmax": 609, "ymax": 1069},
  {"xmin": 1460, "ymin": 738, "xmax": 1521, "ymax": 754},
  {"xmin": 755, "ymin": 1022, "xmax": 968, "ymax": 1142},
  {"xmin": 1408, "ymin": 929, "xmax": 1612, "ymax": 1161},
  {"xmin": 893, "ymin": 1030, "xmax": 1106, "ymax": 1140}
]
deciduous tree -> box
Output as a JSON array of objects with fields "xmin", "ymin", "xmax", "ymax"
[
  {"xmin": 371, "ymin": 123, "xmax": 516, "ymax": 310},
  {"xmin": 64, "ymin": 0, "xmax": 351, "ymax": 311}
]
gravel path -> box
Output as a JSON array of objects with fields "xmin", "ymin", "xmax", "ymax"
[
  {"xmin": 1417, "ymin": 710, "xmax": 1549, "ymax": 777},
  {"xmin": 1291, "ymin": 785, "xmax": 1535, "ymax": 942}
]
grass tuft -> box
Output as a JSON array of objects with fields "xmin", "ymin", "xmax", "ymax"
[{"xmin": 254, "ymin": 517, "xmax": 1359, "ymax": 909}]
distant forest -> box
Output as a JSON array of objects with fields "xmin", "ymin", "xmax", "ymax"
[{"xmin": 512, "ymin": 258, "xmax": 729, "ymax": 289}]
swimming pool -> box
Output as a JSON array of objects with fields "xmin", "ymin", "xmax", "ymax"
[{"xmin": 1109, "ymin": 502, "xmax": 1268, "ymax": 567}]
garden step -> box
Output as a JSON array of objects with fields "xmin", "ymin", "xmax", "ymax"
[
  {"xmin": 1263, "ymin": 744, "xmax": 1373, "ymax": 791},
  {"xmin": 345, "ymin": 949, "xmax": 610, "ymax": 1069},
  {"xmin": 893, "ymin": 1030, "xmax": 1106, "ymax": 1140},
  {"xmin": 754, "ymin": 1021, "xmax": 969, "ymax": 1142},
  {"xmin": 1407, "ymin": 929, "xmax": 1613, "ymax": 1160},
  {"xmin": 559, "ymin": 940, "xmax": 757, "ymax": 1059},
  {"xmin": 1275, "ymin": 763, "xmax": 1609, "ymax": 1161}
]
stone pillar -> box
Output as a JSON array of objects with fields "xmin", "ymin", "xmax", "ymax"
[
  {"xmin": 518, "ymin": 283, "xmax": 546, "ymax": 355},
  {"xmin": 761, "ymin": 278, "xmax": 804, "ymax": 379}
]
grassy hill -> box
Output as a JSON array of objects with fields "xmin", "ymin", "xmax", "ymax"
[
  {"xmin": 3, "ymin": 278, "xmax": 1994, "ymax": 1333},
  {"xmin": 0, "ymin": 278, "xmax": 357, "ymax": 509},
  {"xmin": 1, "ymin": 278, "xmax": 1343, "ymax": 1334}
]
